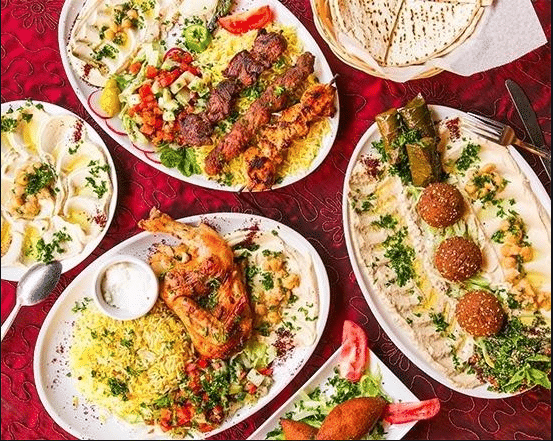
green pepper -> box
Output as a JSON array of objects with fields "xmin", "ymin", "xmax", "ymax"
[{"xmin": 183, "ymin": 24, "xmax": 212, "ymax": 53}]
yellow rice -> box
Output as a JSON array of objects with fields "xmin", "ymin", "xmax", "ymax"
[{"xmin": 69, "ymin": 299, "xmax": 193, "ymax": 423}]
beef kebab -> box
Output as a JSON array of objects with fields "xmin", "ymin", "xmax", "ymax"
[
  {"xmin": 244, "ymin": 82, "xmax": 336, "ymax": 191},
  {"xmin": 177, "ymin": 29, "xmax": 287, "ymax": 147},
  {"xmin": 205, "ymin": 52, "xmax": 316, "ymax": 176}
]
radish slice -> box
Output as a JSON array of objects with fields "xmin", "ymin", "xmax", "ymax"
[
  {"xmin": 383, "ymin": 398, "xmax": 441, "ymax": 424},
  {"xmin": 87, "ymin": 90, "xmax": 111, "ymax": 119},
  {"xmin": 105, "ymin": 118, "xmax": 126, "ymax": 136},
  {"xmin": 144, "ymin": 151, "xmax": 161, "ymax": 164},
  {"xmin": 132, "ymin": 142, "xmax": 156, "ymax": 154}
]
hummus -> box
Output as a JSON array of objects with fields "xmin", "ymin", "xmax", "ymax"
[
  {"xmin": 225, "ymin": 229, "xmax": 320, "ymax": 348},
  {"xmin": 347, "ymin": 117, "xmax": 551, "ymax": 391},
  {"xmin": 1, "ymin": 101, "xmax": 113, "ymax": 268}
]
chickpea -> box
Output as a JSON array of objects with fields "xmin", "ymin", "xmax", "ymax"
[
  {"xmin": 465, "ymin": 183, "xmax": 477, "ymax": 194},
  {"xmin": 520, "ymin": 246, "xmax": 533, "ymax": 262},
  {"xmin": 109, "ymin": 23, "xmax": 118, "ymax": 33},
  {"xmin": 502, "ymin": 256, "xmax": 517, "ymax": 268},
  {"xmin": 121, "ymin": 18, "xmax": 132, "ymax": 29},
  {"xmin": 500, "ymin": 220, "xmax": 510, "ymax": 231},
  {"xmin": 126, "ymin": 8, "xmax": 138, "ymax": 19},
  {"xmin": 506, "ymin": 268, "xmax": 520, "ymax": 283},
  {"xmin": 282, "ymin": 274, "xmax": 300, "ymax": 290},
  {"xmin": 255, "ymin": 304, "xmax": 267, "ymax": 316},
  {"xmin": 268, "ymin": 258, "xmax": 284, "ymax": 272},
  {"xmin": 501, "ymin": 244, "xmax": 519, "ymax": 257},
  {"xmin": 104, "ymin": 28, "xmax": 115, "ymax": 40},
  {"xmin": 267, "ymin": 311, "xmax": 280, "ymax": 324},
  {"xmin": 493, "ymin": 174, "xmax": 504, "ymax": 187},
  {"xmin": 481, "ymin": 163, "xmax": 496, "ymax": 174}
]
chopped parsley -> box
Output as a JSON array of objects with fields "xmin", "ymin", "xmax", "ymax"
[
  {"xmin": 71, "ymin": 297, "xmax": 92, "ymax": 313},
  {"xmin": 94, "ymin": 44, "xmax": 119, "ymax": 61},
  {"xmin": 107, "ymin": 377, "xmax": 129, "ymax": 401},
  {"xmin": 35, "ymin": 229, "xmax": 72, "ymax": 263},
  {"xmin": 85, "ymin": 176, "xmax": 108, "ymax": 198},
  {"xmin": 261, "ymin": 272, "xmax": 274, "ymax": 290},
  {"xmin": 371, "ymin": 214, "xmax": 398, "ymax": 229},
  {"xmin": 25, "ymin": 163, "xmax": 56, "ymax": 196},
  {"xmin": 1, "ymin": 115, "xmax": 18, "ymax": 132},
  {"xmin": 430, "ymin": 312, "xmax": 449, "ymax": 333},
  {"xmin": 456, "ymin": 142, "xmax": 481, "ymax": 172},
  {"xmin": 382, "ymin": 227, "xmax": 415, "ymax": 287}
]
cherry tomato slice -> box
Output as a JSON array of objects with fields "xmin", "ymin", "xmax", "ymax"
[
  {"xmin": 338, "ymin": 320, "xmax": 369, "ymax": 382},
  {"xmin": 218, "ymin": 6, "xmax": 273, "ymax": 35},
  {"xmin": 383, "ymin": 398, "xmax": 441, "ymax": 424}
]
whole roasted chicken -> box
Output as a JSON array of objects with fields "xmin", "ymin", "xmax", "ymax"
[{"xmin": 138, "ymin": 208, "xmax": 252, "ymax": 360}]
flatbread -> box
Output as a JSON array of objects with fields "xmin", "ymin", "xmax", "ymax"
[
  {"xmin": 384, "ymin": 0, "xmax": 481, "ymax": 66},
  {"xmin": 330, "ymin": 0, "xmax": 404, "ymax": 64}
]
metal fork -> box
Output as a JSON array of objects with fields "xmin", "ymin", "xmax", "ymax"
[{"xmin": 463, "ymin": 112, "xmax": 551, "ymax": 161}]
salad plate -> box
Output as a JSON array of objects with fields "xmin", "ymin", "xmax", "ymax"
[
  {"xmin": 58, "ymin": 0, "xmax": 339, "ymax": 192},
  {"xmin": 33, "ymin": 212, "xmax": 330, "ymax": 439},
  {"xmin": 342, "ymin": 104, "xmax": 551, "ymax": 398},
  {"xmin": 248, "ymin": 345, "xmax": 419, "ymax": 440}
]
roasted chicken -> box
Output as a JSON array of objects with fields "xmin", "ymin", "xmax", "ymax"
[
  {"xmin": 138, "ymin": 208, "xmax": 252, "ymax": 360},
  {"xmin": 245, "ymin": 82, "xmax": 336, "ymax": 191}
]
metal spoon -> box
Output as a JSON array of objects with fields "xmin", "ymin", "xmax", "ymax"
[{"xmin": 1, "ymin": 261, "xmax": 62, "ymax": 341}]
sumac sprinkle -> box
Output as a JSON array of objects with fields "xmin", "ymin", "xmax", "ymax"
[{"xmin": 446, "ymin": 117, "xmax": 461, "ymax": 140}]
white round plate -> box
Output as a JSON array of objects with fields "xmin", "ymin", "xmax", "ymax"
[
  {"xmin": 1, "ymin": 100, "xmax": 118, "ymax": 282},
  {"xmin": 34, "ymin": 212, "xmax": 330, "ymax": 439},
  {"xmin": 342, "ymin": 104, "xmax": 551, "ymax": 399},
  {"xmin": 58, "ymin": 0, "xmax": 339, "ymax": 192}
]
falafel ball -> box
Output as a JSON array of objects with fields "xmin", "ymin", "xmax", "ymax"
[
  {"xmin": 456, "ymin": 290, "xmax": 506, "ymax": 336},
  {"xmin": 417, "ymin": 182, "xmax": 464, "ymax": 228},
  {"xmin": 435, "ymin": 236, "xmax": 482, "ymax": 282}
]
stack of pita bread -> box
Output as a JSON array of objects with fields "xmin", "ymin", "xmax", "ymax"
[{"xmin": 312, "ymin": 0, "xmax": 492, "ymax": 78}]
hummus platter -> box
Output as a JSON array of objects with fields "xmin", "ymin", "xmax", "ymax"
[
  {"xmin": 1, "ymin": 100, "xmax": 117, "ymax": 281},
  {"xmin": 343, "ymin": 96, "xmax": 551, "ymax": 398},
  {"xmin": 34, "ymin": 211, "xmax": 330, "ymax": 439},
  {"xmin": 60, "ymin": 0, "xmax": 339, "ymax": 191}
]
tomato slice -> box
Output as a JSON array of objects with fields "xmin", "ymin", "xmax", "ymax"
[
  {"xmin": 383, "ymin": 398, "xmax": 441, "ymax": 424},
  {"xmin": 338, "ymin": 320, "xmax": 369, "ymax": 382},
  {"xmin": 218, "ymin": 6, "xmax": 273, "ymax": 35}
]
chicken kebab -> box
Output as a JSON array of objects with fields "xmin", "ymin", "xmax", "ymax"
[
  {"xmin": 177, "ymin": 29, "xmax": 288, "ymax": 147},
  {"xmin": 244, "ymin": 82, "xmax": 337, "ymax": 191}
]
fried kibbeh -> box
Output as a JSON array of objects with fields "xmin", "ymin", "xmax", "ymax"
[
  {"xmin": 280, "ymin": 419, "xmax": 319, "ymax": 440},
  {"xmin": 315, "ymin": 396, "xmax": 387, "ymax": 440}
]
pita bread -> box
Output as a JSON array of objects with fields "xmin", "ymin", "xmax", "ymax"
[
  {"xmin": 322, "ymin": 0, "xmax": 488, "ymax": 68},
  {"xmin": 330, "ymin": 0, "xmax": 403, "ymax": 64},
  {"xmin": 385, "ymin": 0, "xmax": 481, "ymax": 66}
]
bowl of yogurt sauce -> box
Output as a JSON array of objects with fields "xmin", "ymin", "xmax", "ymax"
[{"xmin": 93, "ymin": 255, "xmax": 159, "ymax": 320}]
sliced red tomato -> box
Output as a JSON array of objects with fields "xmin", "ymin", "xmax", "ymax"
[
  {"xmin": 159, "ymin": 408, "xmax": 173, "ymax": 432},
  {"xmin": 175, "ymin": 405, "xmax": 194, "ymax": 426},
  {"xmin": 145, "ymin": 65, "xmax": 158, "ymax": 79},
  {"xmin": 383, "ymin": 398, "xmax": 441, "ymax": 424},
  {"xmin": 338, "ymin": 320, "xmax": 369, "ymax": 382},
  {"xmin": 218, "ymin": 6, "xmax": 273, "ymax": 35},
  {"xmin": 128, "ymin": 61, "xmax": 142, "ymax": 74},
  {"xmin": 198, "ymin": 358, "xmax": 209, "ymax": 369}
]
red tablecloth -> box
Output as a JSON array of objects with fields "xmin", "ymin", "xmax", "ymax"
[{"xmin": 1, "ymin": 0, "xmax": 551, "ymax": 439}]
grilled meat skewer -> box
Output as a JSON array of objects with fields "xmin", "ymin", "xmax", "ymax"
[
  {"xmin": 245, "ymin": 82, "xmax": 336, "ymax": 191},
  {"xmin": 204, "ymin": 52, "xmax": 316, "ymax": 176},
  {"xmin": 177, "ymin": 29, "xmax": 287, "ymax": 147}
]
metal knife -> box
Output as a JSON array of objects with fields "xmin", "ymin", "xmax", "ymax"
[{"xmin": 505, "ymin": 79, "xmax": 551, "ymax": 179}]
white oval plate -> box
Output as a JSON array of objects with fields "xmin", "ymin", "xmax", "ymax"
[
  {"xmin": 58, "ymin": 0, "xmax": 339, "ymax": 192},
  {"xmin": 0, "ymin": 100, "xmax": 118, "ymax": 282},
  {"xmin": 34, "ymin": 212, "xmax": 330, "ymax": 439},
  {"xmin": 342, "ymin": 104, "xmax": 551, "ymax": 399},
  {"xmin": 248, "ymin": 345, "xmax": 419, "ymax": 440}
]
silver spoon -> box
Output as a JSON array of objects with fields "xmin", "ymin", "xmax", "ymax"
[{"xmin": 1, "ymin": 261, "xmax": 62, "ymax": 341}]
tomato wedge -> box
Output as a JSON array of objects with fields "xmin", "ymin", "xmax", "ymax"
[
  {"xmin": 383, "ymin": 398, "xmax": 441, "ymax": 424},
  {"xmin": 218, "ymin": 6, "xmax": 273, "ymax": 35},
  {"xmin": 338, "ymin": 320, "xmax": 369, "ymax": 382}
]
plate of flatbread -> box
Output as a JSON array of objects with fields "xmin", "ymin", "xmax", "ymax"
[{"xmin": 311, "ymin": 0, "xmax": 492, "ymax": 78}]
